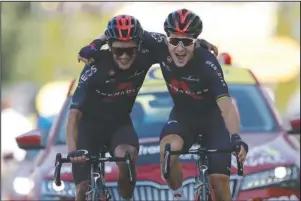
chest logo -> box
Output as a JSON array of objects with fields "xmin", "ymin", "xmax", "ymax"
[
  {"xmin": 181, "ymin": 76, "xmax": 200, "ymax": 82},
  {"xmin": 168, "ymin": 78, "xmax": 206, "ymax": 100},
  {"xmin": 128, "ymin": 70, "xmax": 145, "ymax": 79}
]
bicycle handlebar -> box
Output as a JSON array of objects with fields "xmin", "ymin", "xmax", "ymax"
[
  {"xmin": 53, "ymin": 152, "xmax": 134, "ymax": 186},
  {"xmin": 163, "ymin": 144, "xmax": 244, "ymax": 179}
]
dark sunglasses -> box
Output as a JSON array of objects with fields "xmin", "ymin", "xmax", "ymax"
[
  {"xmin": 111, "ymin": 47, "xmax": 138, "ymax": 56},
  {"xmin": 167, "ymin": 37, "xmax": 196, "ymax": 47}
]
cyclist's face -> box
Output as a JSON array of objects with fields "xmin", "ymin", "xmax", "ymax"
[
  {"xmin": 167, "ymin": 34, "xmax": 196, "ymax": 67},
  {"xmin": 110, "ymin": 40, "xmax": 138, "ymax": 70}
]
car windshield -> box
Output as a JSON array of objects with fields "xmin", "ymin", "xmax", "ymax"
[
  {"xmin": 24, "ymin": 150, "xmax": 40, "ymax": 160},
  {"xmin": 55, "ymin": 84, "xmax": 280, "ymax": 144}
]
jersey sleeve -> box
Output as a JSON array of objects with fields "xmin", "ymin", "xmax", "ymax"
[
  {"xmin": 70, "ymin": 64, "xmax": 98, "ymax": 111},
  {"xmin": 202, "ymin": 51, "xmax": 230, "ymax": 102},
  {"xmin": 142, "ymin": 31, "xmax": 166, "ymax": 63}
]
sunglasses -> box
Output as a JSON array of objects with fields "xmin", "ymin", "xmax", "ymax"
[
  {"xmin": 111, "ymin": 47, "xmax": 138, "ymax": 57},
  {"xmin": 167, "ymin": 37, "xmax": 196, "ymax": 47}
]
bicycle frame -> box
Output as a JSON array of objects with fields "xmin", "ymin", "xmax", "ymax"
[
  {"xmin": 88, "ymin": 150, "xmax": 110, "ymax": 201},
  {"xmin": 195, "ymin": 139, "xmax": 211, "ymax": 201},
  {"xmin": 54, "ymin": 149, "xmax": 133, "ymax": 201},
  {"xmin": 163, "ymin": 134, "xmax": 243, "ymax": 201}
]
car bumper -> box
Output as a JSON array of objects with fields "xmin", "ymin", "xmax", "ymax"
[
  {"xmin": 238, "ymin": 187, "xmax": 300, "ymax": 200},
  {"xmin": 6, "ymin": 194, "xmax": 28, "ymax": 201}
]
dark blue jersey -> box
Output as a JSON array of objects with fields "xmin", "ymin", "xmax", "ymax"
[
  {"xmin": 70, "ymin": 48, "xmax": 155, "ymax": 119},
  {"xmin": 143, "ymin": 31, "xmax": 230, "ymax": 114}
]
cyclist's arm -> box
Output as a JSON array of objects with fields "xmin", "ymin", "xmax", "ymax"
[
  {"xmin": 197, "ymin": 39, "xmax": 218, "ymax": 56},
  {"xmin": 203, "ymin": 51, "xmax": 240, "ymax": 135},
  {"xmin": 66, "ymin": 65, "xmax": 98, "ymax": 152}
]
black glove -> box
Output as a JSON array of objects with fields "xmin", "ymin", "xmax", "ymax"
[{"xmin": 231, "ymin": 134, "xmax": 248, "ymax": 153}]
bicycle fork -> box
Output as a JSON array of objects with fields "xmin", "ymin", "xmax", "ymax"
[
  {"xmin": 194, "ymin": 154, "xmax": 211, "ymax": 201},
  {"xmin": 86, "ymin": 157, "xmax": 112, "ymax": 201}
]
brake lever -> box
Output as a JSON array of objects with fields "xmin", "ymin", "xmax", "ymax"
[
  {"xmin": 54, "ymin": 153, "xmax": 62, "ymax": 186},
  {"xmin": 163, "ymin": 144, "xmax": 171, "ymax": 180},
  {"xmin": 125, "ymin": 152, "xmax": 134, "ymax": 185},
  {"xmin": 234, "ymin": 144, "xmax": 244, "ymax": 176}
]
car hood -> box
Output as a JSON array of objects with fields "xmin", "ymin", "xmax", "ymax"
[
  {"xmin": 13, "ymin": 160, "xmax": 35, "ymax": 178},
  {"xmin": 43, "ymin": 132, "xmax": 299, "ymax": 182}
]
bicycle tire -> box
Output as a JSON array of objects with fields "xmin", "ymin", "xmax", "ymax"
[
  {"xmin": 195, "ymin": 184, "xmax": 214, "ymax": 201},
  {"xmin": 194, "ymin": 183, "xmax": 208, "ymax": 201},
  {"xmin": 91, "ymin": 189, "xmax": 100, "ymax": 201},
  {"xmin": 86, "ymin": 188, "xmax": 109, "ymax": 201},
  {"xmin": 87, "ymin": 162, "xmax": 110, "ymax": 201}
]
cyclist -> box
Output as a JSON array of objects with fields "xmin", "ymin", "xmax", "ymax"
[
  {"xmin": 66, "ymin": 15, "xmax": 157, "ymax": 201},
  {"xmin": 145, "ymin": 9, "xmax": 249, "ymax": 201},
  {"xmin": 76, "ymin": 9, "xmax": 248, "ymax": 201}
]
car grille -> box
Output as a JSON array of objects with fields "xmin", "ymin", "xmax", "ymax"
[
  {"xmin": 107, "ymin": 181, "xmax": 194, "ymax": 201},
  {"xmin": 106, "ymin": 178, "xmax": 240, "ymax": 201}
]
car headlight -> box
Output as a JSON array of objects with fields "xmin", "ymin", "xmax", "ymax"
[
  {"xmin": 13, "ymin": 177, "xmax": 34, "ymax": 195},
  {"xmin": 241, "ymin": 165, "xmax": 299, "ymax": 190},
  {"xmin": 41, "ymin": 180, "xmax": 76, "ymax": 197}
]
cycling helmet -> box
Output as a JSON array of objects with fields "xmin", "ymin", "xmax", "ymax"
[
  {"xmin": 105, "ymin": 15, "xmax": 144, "ymax": 41},
  {"xmin": 164, "ymin": 9, "xmax": 203, "ymax": 38}
]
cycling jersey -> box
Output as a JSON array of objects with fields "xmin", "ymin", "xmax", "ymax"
[
  {"xmin": 143, "ymin": 31, "xmax": 230, "ymax": 114},
  {"xmin": 75, "ymin": 32, "xmax": 228, "ymax": 116},
  {"xmin": 141, "ymin": 32, "xmax": 233, "ymax": 176},
  {"xmin": 70, "ymin": 49, "xmax": 155, "ymax": 119}
]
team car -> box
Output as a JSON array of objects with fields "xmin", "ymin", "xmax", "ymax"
[{"xmin": 16, "ymin": 54, "xmax": 300, "ymax": 201}]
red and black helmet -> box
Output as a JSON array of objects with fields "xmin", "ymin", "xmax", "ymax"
[
  {"xmin": 105, "ymin": 15, "xmax": 144, "ymax": 41},
  {"xmin": 164, "ymin": 9, "xmax": 203, "ymax": 38}
]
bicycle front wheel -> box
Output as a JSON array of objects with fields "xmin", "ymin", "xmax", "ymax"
[
  {"xmin": 86, "ymin": 189, "xmax": 107, "ymax": 201},
  {"xmin": 194, "ymin": 183, "xmax": 212, "ymax": 201}
]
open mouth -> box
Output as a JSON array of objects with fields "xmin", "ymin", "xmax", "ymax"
[
  {"xmin": 175, "ymin": 53, "xmax": 186, "ymax": 61},
  {"xmin": 119, "ymin": 59, "xmax": 131, "ymax": 65}
]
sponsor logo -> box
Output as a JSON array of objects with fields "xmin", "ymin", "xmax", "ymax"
[
  {"xmin": 231, "ymin": 147, "xmax": 286, "ymax": 168},
  {"xmin": 205, "ymin": 60, "xmax": 227, "ymax": 87},
  {"xmin": 168, "ymin": 78, "xmax": 208, "ymax": 100},
  {"xmin": 139, "ymin": 145, "xmax": 160, "ymax": 155},
  {"xmin": 97, "ymin": 87, "xmax": 141, "ymax": 97},
  {"xmin": 138, "ymin": 144, "xmax": 199, "ymax": 160},
  {"xmin": 181, "ymin": 76, "xmax": 200, "ymax": 82},
  {"xmin": 78, "ymin": 65, "xmax": 97, "ymax": 87},
  {"xmin": 150, "ymin": 32, "xmax": 165, "ymax": 43},
  {"xmin": 141, "ymin": 48, "xmax": 149, "ymax": 54},
  {"xmin": 100, "ymin": 82, "xmax": 141, "ymax": 101},
  {"xmin": 128, "ymin": 70, "xmax": 146, "ymax": 79}
]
